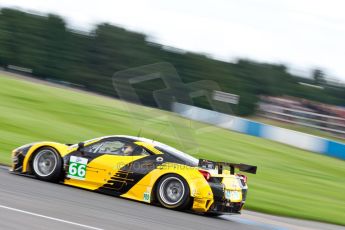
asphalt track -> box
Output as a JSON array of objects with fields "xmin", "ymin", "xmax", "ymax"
[{"xmin": 0, "ymin": 166, "xmax": 344, "ymax": 230}]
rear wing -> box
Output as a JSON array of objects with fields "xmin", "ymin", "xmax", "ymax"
[{"xmin": 198, "ymin": 159, "xmax": 257, "ymax": 175}]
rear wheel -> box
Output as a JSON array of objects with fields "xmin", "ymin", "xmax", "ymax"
[
  {"xmin": 32, "ymin": 147, "xmax": 62, "ymax": 182},
  {"xmin": 156, "ymin": 174, "xmax": 190, "ymax": 210}
]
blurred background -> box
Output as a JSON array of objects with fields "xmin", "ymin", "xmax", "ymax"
[{"xmin": 0, "ymin": 0, "xmax": 345, "ymax": 227}]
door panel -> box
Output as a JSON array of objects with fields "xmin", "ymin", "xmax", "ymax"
[
  {"xmin": 64, "ymin": 154, "xmax": 135, "ymax": 190},
  {"xmin": 63, "ymin": 138, "xmax": 154, "ymax": 192},
  {"xmin": 87, "ymin": 155, "xmax": 135, "ymax": 187},
  {"xmin": 101, "ymin": 155, "xmax": 145, "ymax": 192}
]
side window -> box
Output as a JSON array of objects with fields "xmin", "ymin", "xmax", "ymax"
[
  {"xmin": 85, "ymin": 140, "xmax": 153, "ymax": 156},
  {"xmin": 96, "ymin": 141, "xmax": 126, "ymax": 155},
  {"xmin": 132, "ymin": 147, "xmax": 151, "ymax": 156},
  {"xmin": 83, "ymin": 142, "xmax": 103, "ymax": 153}
]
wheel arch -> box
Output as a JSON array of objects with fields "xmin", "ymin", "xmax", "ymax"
[
  {"xmin": 22, "ymin": 142, "xmax": 67, "ymax": 173},
  {"xmin": 151, "ymin": 172, "xmax": 193, "ymax": 209},
  {"xmin": 150, "ymin": 166, "xmax": 209, "ymax": 200},
  {"xmin": 151, "ymin": 172, "xmax": 194, "ymax": 203}
]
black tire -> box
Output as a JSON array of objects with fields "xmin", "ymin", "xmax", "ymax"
[
  {"xmin": 31, "ymin": 147, "xmax": 62, "ymax": 182},
  {"xmin": 156, "ymin": 174, "xmax": 191, "ymax": 210}
]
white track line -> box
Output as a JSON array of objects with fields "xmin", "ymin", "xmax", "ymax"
[{"xmin": 0, "ymin": 204, "xmax": 104, "ymax": 230}]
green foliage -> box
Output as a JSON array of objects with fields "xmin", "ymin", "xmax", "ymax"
[
  {"xmin": 0, "ymin": 74, "xmax": 345, "ymax": 225},
  {"xmin": 312, "ymin": 69, "xmax": 326, "ymax": 86},
  {"xmin": 1, "ymin": 8, "xmax": 345, "ymax": 116}
]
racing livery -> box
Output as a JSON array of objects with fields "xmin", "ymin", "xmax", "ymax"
[{"xmin": 10, "ymin": 135, "xmax": 257, "ymax": 215}]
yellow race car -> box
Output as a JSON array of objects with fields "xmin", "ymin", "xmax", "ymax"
[{"xmin": 10, "ymin": 135, "xmax": 257, "ymax": 215}]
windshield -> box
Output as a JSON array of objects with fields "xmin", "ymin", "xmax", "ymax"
[{"xmin": 154, "ymin": 142, "xmax": 199, "ymax": 167}]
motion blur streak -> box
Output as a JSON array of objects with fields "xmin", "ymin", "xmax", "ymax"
[
  {"xmin": 1, "ymin": 8, "xmax": 345, "ymax": 119},
  {"xmin": 1, "ymin": 2, "xmax": 345, "ymax": 228}
]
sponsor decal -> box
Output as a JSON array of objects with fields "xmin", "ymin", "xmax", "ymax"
[
  {"xmin": 67, "ymin": 156, "xmax": 88, "ymax": 180},
  {"xmin": 143, "ymin": 192, "xmax": 151, "ymax": 202}
]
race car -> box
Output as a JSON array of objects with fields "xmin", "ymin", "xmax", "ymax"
[{"xmin": 10, "ymin": 135, "xmax": 257, "ymax": 215}]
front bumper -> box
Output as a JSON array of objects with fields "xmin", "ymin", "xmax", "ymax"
[{"xmin": 11, "ymin": 145, "xmax": 32, "ymax": 172}]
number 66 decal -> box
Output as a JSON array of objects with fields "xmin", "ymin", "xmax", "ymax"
[{"xmin": 67, "ymin": 156, "xmax": 88, "ymax": 180}]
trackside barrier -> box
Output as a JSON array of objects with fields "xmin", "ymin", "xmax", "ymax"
[{"xmin": 172, "ymin": 103, "xmax": 345, "ymax": 160}]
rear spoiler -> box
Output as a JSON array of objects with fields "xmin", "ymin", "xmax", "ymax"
[{"xmin": 198, "ymin": 159, "xmax": 257, "ymax": 175}]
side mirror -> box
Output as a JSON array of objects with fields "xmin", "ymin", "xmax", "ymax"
[{"xmin": 77, "ymin": 142, "xmax": 84, "ymax": 152}]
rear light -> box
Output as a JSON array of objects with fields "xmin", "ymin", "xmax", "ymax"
[
  {"xmin": 238, "ymin": 174, "xmax": 247, "ymax": 183},
  {"xmin": 199, "ymin": 169, "xmax": 211, "ymax": 181}
]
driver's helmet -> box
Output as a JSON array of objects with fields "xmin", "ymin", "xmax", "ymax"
[{"xmin": 122, "ymin": 144, "xmax": 135, "ymax": 156}]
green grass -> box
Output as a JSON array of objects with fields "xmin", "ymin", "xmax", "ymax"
[{"xmin": 0, "ymin": 74, "xmax": 345, "ymax": 225}]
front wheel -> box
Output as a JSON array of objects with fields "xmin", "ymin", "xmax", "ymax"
[
  {"xmin": 156, "ymin": 174, "xmax": 191, "ymax": 210},
  {"xmin": 32, "ymin": 147, "xmax": 62, "ymax": 182}
]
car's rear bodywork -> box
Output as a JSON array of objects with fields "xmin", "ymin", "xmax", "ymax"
[{"xmin": 11, "ymin": 135, "xmax": 257, "ymax": 214}]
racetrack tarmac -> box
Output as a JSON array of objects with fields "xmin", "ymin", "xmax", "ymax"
[{"xmin": 0, "ymin": 166, "xmax": 343, "ymax": 230}]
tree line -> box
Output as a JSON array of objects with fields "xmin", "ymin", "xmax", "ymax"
[{"xmin": 1, "ymin": 8, "xmax": 345, "ymax": 115}]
